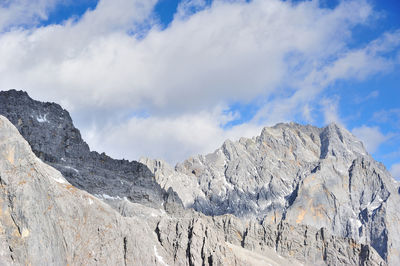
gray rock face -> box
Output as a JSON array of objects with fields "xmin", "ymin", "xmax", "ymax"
[
  {"xmin": 0, "ymin": 90, "xmax": 167, "ymax": 208},
  {"xmin": 213, "ymin": 215, "xmax": 386, "ymax": 266},
  {"xmin": 153, "ymin": 209, "xmax": 385, "ymax": 266},
  {"xmin": 0, "ymin": 115, "xmax": 160, "ymax": 265},
  {"xmin": 0, "ymin": 114, "xmax": 307, "ymax": 265},
  {"xmin": 143, "ymin": 123, "xmax": 400, "ymax": 265}
]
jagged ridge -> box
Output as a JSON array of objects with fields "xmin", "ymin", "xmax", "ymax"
[
  {"xmin": 144, "ymin": 122, "xmax": 400, "ymax": 265},
  {"xmin": 0, "ymin": 90, "xmax": 170, "ymax": 208},
  {"xmin": 0, "ymin": 114, "xmax": 311, "ymax": 265}
]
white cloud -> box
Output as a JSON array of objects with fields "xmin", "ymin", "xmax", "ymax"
[
  {"xmin": 77, "ymin": 0, "xmax": 158, "ymax": 35},
  {"xmin": 248, "ymin": 29, "xmax": 400, "ymax": 126},
  {"xmin": 0, "ymin": 0, "xmax": 60, "ymax": 31},
  {"xmin": 390, "ymin": 163, "xmax": 400, "ymax": 180},
  {"xmin": 176, "ymin": 0, "xmax": 209, "ymax": 19},
  {"xmin": 84, "ymin": 107, "xmax": 262, "ymax": 164},
  {"xmin": 0, "ymin": 0, "xmax": 380, "ymax": 113},
  {"xmin": 320, "ymin": 96, "xmax": 341, "ymax": 125},
  {"xmin": 0, "ymin": 0, "xmax": 399, "ymax": 163},
  {"xmin": 351, "ymin": 125, "xmax": 390, "ymax": 153}
]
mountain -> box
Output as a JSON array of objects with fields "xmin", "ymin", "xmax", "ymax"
[
  {"xmin": 0, "ymin": 90, "xmax": 168, "ymax": 208},
  {"xmin": 1, "ymin": 114, "xmax": 275, "ymax": 265},
  {"xmin": 0, "ymin": 89, "xmax": 397, "ymax": 265},
  {"xmin": 142, "ymin": 122, "xmax": 400, "ymax": 265},
  {"xmin": 0, "ymin": 114, "xmax": 384, "ymax": 265}
]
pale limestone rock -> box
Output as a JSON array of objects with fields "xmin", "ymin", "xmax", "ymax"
[
  {"xmin": 0, "ymin": 115, "xmax": 306, "ymax": 265},
  {"xmin": 144, "ymin": 122, "xmax": 400, "ymax": 265}
]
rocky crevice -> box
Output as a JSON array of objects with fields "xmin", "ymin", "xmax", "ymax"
[{"xmin": 123, "ymin": 237, "xmax": 127, "ymax": 266}]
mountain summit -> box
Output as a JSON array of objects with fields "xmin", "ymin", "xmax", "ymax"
[
  {"xmin": 143, "ymin": 120, "xmax": 400, "ymax": 264},
  {"xmin": 0, "ymin": 89, "xmax": 168, "ymax": 207}
]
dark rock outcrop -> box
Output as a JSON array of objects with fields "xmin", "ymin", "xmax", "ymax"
[{"xmin": 0, "ymin": 90, "xmax": 167, "ymax": 208}]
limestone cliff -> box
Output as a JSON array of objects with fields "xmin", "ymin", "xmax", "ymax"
[
  {"xmin": 1, "ymin": 115, "xmax": 313, "ymax": 265},
  {"xmin": 143, "ymin": 123, "xmax": 400, "ymax": 265}
]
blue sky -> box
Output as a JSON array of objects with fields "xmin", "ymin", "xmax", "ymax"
[{"xmin": 0, "ymin": 0, "xmax": 399, "ymax": 179}]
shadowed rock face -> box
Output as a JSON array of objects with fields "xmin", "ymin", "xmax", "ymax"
[
  {"xmin": 0, "ymin": 89, "xmax": 397, "ymax": 265},
  {"xmin": 0, "ymin": 90, "xmax": 167, "ymax": 208}
]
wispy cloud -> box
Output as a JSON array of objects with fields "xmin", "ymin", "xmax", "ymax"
[
  {"xmin": 354, "ymin": 90, "xmax": 379, "ymax": 103},
  {"xmin": 0, "ymin": 0, "xmax": 61, "ymax": 31},
  {"xmin": 320, "ymin": 96, "xmax": 342, "ymax": 125},
  {"xmin": 390, "ymin": 163, "xmax": 400, "ymax": 180},
  {"xmin": 352, "ymin": 125, "xmax": 391, "ymax": 154},
  {"xmin": 373, "ymin": 108, "xmax": 400, "ymax": 127}
]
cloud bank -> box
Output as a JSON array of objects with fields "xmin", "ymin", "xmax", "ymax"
[{"xmin": 0, "ymin": 0, "xmax": 399, "ymax": 164}]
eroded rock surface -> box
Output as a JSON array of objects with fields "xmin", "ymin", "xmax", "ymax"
[
  {"xmin": 0, "ymin": 114, "xmax": 308, "ymax": 265},
  {"xmin": 143, "ymin": 123, "xmax": 400, "ymax": 265}
]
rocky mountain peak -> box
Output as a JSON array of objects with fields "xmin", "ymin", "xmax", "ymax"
[
  {"xmin": 0, "ymin": 89, "xmax": 90, "ymax": 163},
  {"xmin": 319, "ymin": 122, "xmax": 367, "ymax": 160},
  {"xmin": 145, "ymin": 120, "xmax": 400, "ymax": 264},
  {"xmin": 0, "ymin": 90, "xmax": 169, "ymax": 209}
]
